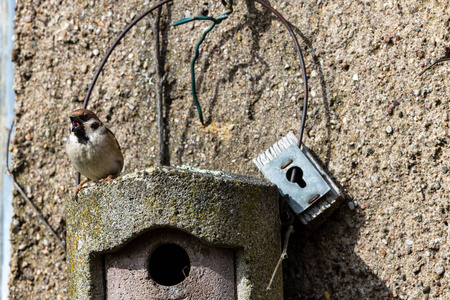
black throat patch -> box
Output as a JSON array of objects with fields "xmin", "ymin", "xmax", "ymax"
[
  {"xmin": 77, "ymin": 134, "xmax": 89, "ymax": 145},
  {"xmin": 73, "ymin": 125, "xmax": 89, "ymax": 144}
]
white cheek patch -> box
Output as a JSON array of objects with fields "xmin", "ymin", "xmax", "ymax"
[
  {"xmin": 87, "ymin": 127, "xmax": 109, "ymax": 150},
  {"xmin": 83, "ymin": 120, "xmax": 98, "ymax": 135}
]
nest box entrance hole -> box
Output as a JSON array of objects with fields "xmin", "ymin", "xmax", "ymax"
[{"xmin": 149, "ymin": 243, "xmax": 191, "ymax": 286}]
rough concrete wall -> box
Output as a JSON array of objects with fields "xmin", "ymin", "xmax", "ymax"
[{"xmin": 9, "ymin": 0, "xmax": 450, "ymax": 299}]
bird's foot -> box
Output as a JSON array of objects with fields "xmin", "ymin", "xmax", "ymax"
[
  {"xmin": 72, "ymin": 179, "xmax": 90, "ymax": 199},
  {"xmin": 98, "ymin": 174, "xmax": 115, "ymax": 184},
  {"xmin": 72, "ymin": 186, "xmax": 82, "ymax": 198}
]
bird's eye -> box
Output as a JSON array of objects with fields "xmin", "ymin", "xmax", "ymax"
[
  {"xmin": 80, "ymin": 115, "xmax": 91, "ymax": 122},
  {"xmin": 91, "ymin": 122, "xmax": 99, "ymax": 130}
]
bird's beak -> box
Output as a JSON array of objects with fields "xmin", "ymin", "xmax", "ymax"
[{"xmin": 70, "ymin": 115, "xmax": 83, "ymax": 132}]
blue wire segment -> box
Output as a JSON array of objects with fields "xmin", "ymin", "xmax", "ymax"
[{"xmin": 173, "ymin": 8, "xmax": 233, "ymax": 125}]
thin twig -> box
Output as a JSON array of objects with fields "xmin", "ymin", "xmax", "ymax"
[
  {"xmin": 5, "ymin": 120, "xmax": 66, "ymax": 253},
  {"xmin": 152, "ymin": 7, "xmax": 166, "ymax": 166},
  {"xmin": 418, "ymin": 57, "xmax": 450, "ymax": 76},
  {"xmin": 267, "ymin": 225, "xmax": 294, "ymax": 290}
]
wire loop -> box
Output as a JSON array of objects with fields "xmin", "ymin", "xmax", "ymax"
[
  {"xmin": 173, "ymin": 5, "xmax": 233, "ymax": 125},
  {"xmin": 82, "ymin": 0, "xmax": 308, "ymax": 146}
]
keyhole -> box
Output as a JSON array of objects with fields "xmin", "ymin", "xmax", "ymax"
[{"xmin": 286, "ymin": 166, "xmax": 307, "ymax": 188}]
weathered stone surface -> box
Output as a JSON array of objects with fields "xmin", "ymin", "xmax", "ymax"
[{"xmin": 66, "ymin": 166, "xmax": 282, "ymax": 299}]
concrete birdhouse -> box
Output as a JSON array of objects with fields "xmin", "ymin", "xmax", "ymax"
[{"xmin": 66, "ymin": 166, "xmax": 283, "ymax": 299}]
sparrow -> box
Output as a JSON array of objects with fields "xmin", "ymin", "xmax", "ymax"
[{"xmin": 66, "ymin": 108, "xmax": 124, "ymax": 197}]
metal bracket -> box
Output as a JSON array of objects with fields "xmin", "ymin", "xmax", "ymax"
[
  {"xmin": 261, "ymin": 144, "xmax": 330, "ymax": 214},
  {"xmin": 254, "ymin": 133, "xmax": 343, "ymax": 225}
]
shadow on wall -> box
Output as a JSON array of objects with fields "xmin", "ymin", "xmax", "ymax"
[
  {"xmin": 176, "ymin": 0, "xmax": 274, "ymax": 166},
  {"xmin": 283, "ymin": 208, "xmax": 390, "ymax": 300},
  {"xmin": 280, "ymin": 9, "xmax": 390, "ymax": 300}
]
